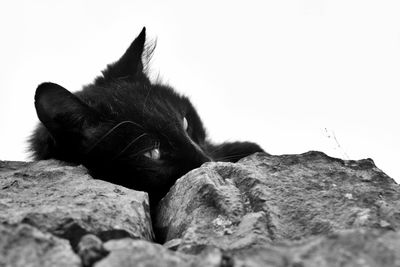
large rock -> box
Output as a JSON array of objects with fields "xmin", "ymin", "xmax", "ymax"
[
  {"xmin": 2, "ymin": 151, "xmax": 400, "ymax": 266},
  {"xmin": 0, "ymin": 160, "xmax": 153, "ymax": 249},
  {"xmin": 155, "ymin": 151, "xmax": 400, "ymax": 265},
  {"xmin": 95, "ymin": 238, "xmax": 223, "ymax": 267},
  {"xmin": 0, "ymin": 223, "xmax": 81, "ymax": 267}
]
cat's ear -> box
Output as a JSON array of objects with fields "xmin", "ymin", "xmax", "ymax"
[
  {"xmin": 34, "ymin": 82, "xmax": 99, "ymax": 136},
  {"xmin": 102, "ymin": 27, "xmax": 146, "ymax": 80}
]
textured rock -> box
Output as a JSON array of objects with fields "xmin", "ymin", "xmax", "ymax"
[
  {"xmin": 2, "ymin": 151, "xmax": 400, "ymax": 266},
  {"xmin": 206, "ymin": 228, "xmax": 400, "ymax": 267},
  {"xmin": 0, "ymin": 160, "xmax": 153, "ymax": 249},
  {"xmin": 77, "ymin": 234, "xmax": 109, "ymax": 267},
  {"xmin": 95, "ymin": 238, "xmax": 228, "ymax": 267},
  {"xmin": 95, "ymin": 230, "xmax": 400, "ymax": 267},
  {"xmin": 95, "ymin": 239, "xmax": 196, "ymax": 267},
  {"xmin": 155, "ymin": 151, "xmax": 400, "ymax": 263},
  {"xmin": 289, "ymin": 228, "xmax": 400, "ymax": 267},
  {"xmin": 0, "ymin": 223, "xmax": 81, "ymax": 267}
]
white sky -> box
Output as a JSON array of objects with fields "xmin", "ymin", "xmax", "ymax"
[{"xmin": 0, "ymin": 0, "xmax": 399, "ymax": 182}]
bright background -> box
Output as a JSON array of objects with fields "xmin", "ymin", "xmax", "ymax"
[{"xmin": 0, "ymin": 1, "xmax": 399, "ymax": 182}]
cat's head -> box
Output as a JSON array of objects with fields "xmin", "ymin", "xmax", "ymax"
[{"xmin": 33, "ymin": 27, "xmax": 211, "ymax": 202}]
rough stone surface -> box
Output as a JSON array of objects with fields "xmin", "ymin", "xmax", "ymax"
[
  {"xmin": 155, "ymin": 151, "xmax": 400, "ymax": 265},
  {"xmin": 2, "ymin": 152, "xmax": 400, "ymax": 266},
  {"xmin": 0, "ymin": 223, "xmax": 81, "ymax": 267},
  {"xmin": 0, "ymin": 160, "xmax": 153, "ymax": 245},
  {"xmin": 77, "ymin": 234, "xmax": 109, "ymax": 267},
  {"xmin": 0, "ymin": 159, "xmax": 153, "ymax": 265},
  {"xmin": 288, "ymin": 228, "xmax": 400, "ymax": 267},
  {"xmin": 95, "ymin": 238, "xmax": 222, "ymax": 267}
]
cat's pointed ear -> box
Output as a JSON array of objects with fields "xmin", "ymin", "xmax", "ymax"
[
  {"xmin": 35, "ymin": 82, "xmax": 99, "ymax": 136},
  {"xmin": 103, "ymin": 27, "xmax": 146, "ymax": 80}
]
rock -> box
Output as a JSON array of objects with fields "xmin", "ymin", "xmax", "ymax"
[
  {"xmin": 289, "ymin": 228, "xmax": 400, "ymax": 267},
  {"xmin": 212, "ymin": 228, "xmax": 400, "ymax": 267},
  {"xmin": 0, "ymin": 223, "xmax": 81, "ymax": 267},
  {"xmin": 155, "ymin": 151, "xmax": 400, "ymax": 260},
  {"xmin": 0, "ymin": 160, "xmax": 153, "ymax": 249},
  {"xmin": 77, "ymin": 234, "xmax": 109, "ymax": 267},
  {"xmin": 95, "ymin": 238, "xmax": 214, "ymax": 267},
  {"xmin": 97, "ymin": 239, "xmax": 241, "ymax": 267},
  {"xmin": 2, "ymin": 151, "xmax": 400, "ymax": 266},
  {"xmin": 96, "ymin": 229, "xmax": 400, "ymax": 267}
]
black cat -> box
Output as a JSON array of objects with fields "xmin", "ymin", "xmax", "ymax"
[{"xmin": 30, "ymin": 27, "xmax": 264, "ymax": 204}]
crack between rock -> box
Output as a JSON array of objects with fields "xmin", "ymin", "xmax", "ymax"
[{"xmin": 220, "ymin": 251, "xmax": 235, "ymax": 267}]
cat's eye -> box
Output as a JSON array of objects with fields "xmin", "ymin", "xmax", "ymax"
[
  {"xmin": 143, "ymin": 148, "xmax": 161, "ymax": 160},
  {"xmin": 183, "ymin": 117, "xmax": 188, "ymax": 131}
]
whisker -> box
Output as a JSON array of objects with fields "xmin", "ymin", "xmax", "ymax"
[
  {"xmin": 214, "ymin": 152, "xmax": 254, "ymax": 162},
  {"xmin": 207, "ymin": 145, "xmax": 228, "ymax": 154},
  {"xmin": 112, "ymin": 133, "xmax": 149, "ymax": 160},
  {"xmin": 85, "ymin": 120, "xmax": 145, "ymax": 154},
  {"xmin": 117, "ymin": 144, "xmax": 156, "ymax": 161}
]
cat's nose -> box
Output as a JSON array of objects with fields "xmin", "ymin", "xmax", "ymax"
[
  {"xmin": 184, "ymin": 150, "xmax": 210, "ymax": 171},
  {"xmin": 187, "ymin": 137, "xmax": 212, "ymax": 165}
]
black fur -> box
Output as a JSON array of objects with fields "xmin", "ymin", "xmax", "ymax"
[{"xmin": 30, "ymin": 27, "xmax": 264, "ymax": 204}]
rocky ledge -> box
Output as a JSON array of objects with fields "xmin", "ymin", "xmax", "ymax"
[{"xmin": 1, "ymin": 151, "xmax": 399, "ymax": 267}]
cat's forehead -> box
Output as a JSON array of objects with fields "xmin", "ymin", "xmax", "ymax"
[{"xmin": 82, "ymin": 81, "xmax": 193, "ymax": 128}]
